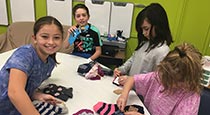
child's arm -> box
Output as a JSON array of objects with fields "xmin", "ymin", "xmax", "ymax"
[
  {"xmin": 89, "ymin": 46, "xmax": 101, "ymax": 61},
  {"xmin": 117, "ymin": 52, "xmax": 136, "ymax": 75},
  {"xmin": 63, "ymin": 25, "xmax": 78, "ymax": 49},
  {"xmin": 117, "ymin": 76, "xmax": 135, "ymax": 112},
  {"xmin": 8, "ymin": 68, "xmax": 40, "ymax": 115},
  {"xmin": 32, "ymin": 91, "xmax": 62, "ymax": 105},
  {"xmin": 114, "ymin": 68, "xmax": 122, "ymax": 77}
]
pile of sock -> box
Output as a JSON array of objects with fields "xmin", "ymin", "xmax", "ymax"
[
  {"xmin": 93, "ymin": 101, "xmax": 144, "ymax": 115},
  {"xmin": 85, "ymin": 62, "xmax": 104, "ymax": 80},
  {"xmin": 33, "ymin": 100, "xmax": 68, "ymax": 115},
  {"xmin": 77, "ymin": 61, "xmax": 104, "ymax": 80}
]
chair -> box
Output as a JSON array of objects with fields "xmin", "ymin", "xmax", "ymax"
[
  {"xmin": 198, "ymin": 87, "xmax": 210, "ymax": 115},
  {"xmin": 0, "ymin": 22, "xmax": 73, "ymax": 53}
]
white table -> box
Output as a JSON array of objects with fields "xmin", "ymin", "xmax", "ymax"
[{"xmin": 0, "ymin": 49, "xmax": 150, "ymax": 115}]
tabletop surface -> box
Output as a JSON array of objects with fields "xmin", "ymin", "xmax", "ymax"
[{"xmin": 0, "ymin": 49, "xmax": 150, "ymax": 115}]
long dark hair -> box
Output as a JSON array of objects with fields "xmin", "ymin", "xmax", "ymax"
[
  {"xmin": 33, "ymin": 16, "xmax": 64, "ymax": 64},
  {"xmin": 135, "ymin": 3, "xmax": 173, "ymax": 52}
]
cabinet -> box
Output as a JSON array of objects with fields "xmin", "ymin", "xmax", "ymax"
[
  {"xmin": 97, "ymin": 37, "xmax": 126, "ymax": 67},
  {"xmin": 98, "ymin": 48, "xmax": 125, "ymax": 67}
]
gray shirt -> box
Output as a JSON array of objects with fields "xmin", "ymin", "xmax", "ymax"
[{"xmin": 118, "ymin": 41, "xmax": 170, "ymax": 76}]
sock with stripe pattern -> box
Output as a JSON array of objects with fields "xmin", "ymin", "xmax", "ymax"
[
  {"xmin": 93, "ymin": 101, "xmax": 119, "ymax": 115},
  {"xmin": 93, "ymin": 102, "xmax": 144, "ymax": 115},
  {"xmin": 33, "ymin": 100, "xmax": 68, "ymax": 115}
]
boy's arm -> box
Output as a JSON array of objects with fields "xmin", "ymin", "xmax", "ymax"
[{"xmin": 90, "ymin": 46, "xmax": 101, "ymax": 61}]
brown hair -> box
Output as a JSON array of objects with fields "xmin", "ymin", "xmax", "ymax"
[
  {"xmin": 72, "ymin": 4, "xmax": 90, "ymax": 18},
  {"xmin": 33, "ymin": 16, "xmax": 64, "ymax": 64},
  {"xmin": 157, "ymin": 42, "xmax": 203, "ymax": 94}
]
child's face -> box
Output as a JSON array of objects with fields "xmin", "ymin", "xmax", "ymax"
[
  {"xmin": 141, "ymin": 19, "xmax": 155, "ymax": 39},
  {"xmin": 33, "ymin": 24, "xmax": 63, "ymax": 60},
  {"xmin": 74, "ymin": 8, "xmax": 89, "ymax": 27}
]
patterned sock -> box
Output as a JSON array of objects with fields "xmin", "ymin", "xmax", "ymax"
[
  {"xmin": 93, "ymin": 102, "xmax": 119, "ymax": 115},
  {"xmin": 42, "ymin": 84, "xmax": 73, "ymax": 102},
  {"xmin": 73, "ymin": 109, "xmax": 94, "ymax": 115},
  {"xmin": 33, "ymin": 100, "xmax": 68, "ymax": 115},
  {"xmin": 124, "ymin": 104, "xmax": 144, "ymax": 114},
  {"xmin": 34, "ymin": 101, "xmax": 58, "ymax": 115}
]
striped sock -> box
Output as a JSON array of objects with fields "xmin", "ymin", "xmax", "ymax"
[
  {"xmin": 34, "ymin": 101, "xmax": 57, "ymax": 115},
  {"xmin": 33, "ymin": 100, "xmax": 68, "ymax": 115},
  {"xmin": 93, "ymin": 102, "xmax": 119, "ymax": 115}
]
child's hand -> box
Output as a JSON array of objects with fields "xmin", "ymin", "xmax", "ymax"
[
  {"xmin": 116, "ymin": 95, "xmax": 127, "ymax": 112},
  {"xmin": 33, "ymin": 92, "xmax": 62, "ymax": 105},
  {"xmin": 41, "ymin": 94, "xmax": 62, "ymax": 105},
  {"xmin": 118, "ymin": 76, "xmax": 128, "ymax": 86},
  {"xmin": 114, "ymin": 68, "xmax": 121, "ymax": 77},
  {"xmin": 68, "ymin": 25, "xmax": 78, "ymax": 34}
]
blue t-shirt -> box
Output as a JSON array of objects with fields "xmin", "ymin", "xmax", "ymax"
[{"xmin": 0, "ymin": 44, "xmax": 56, "ymax": 115}]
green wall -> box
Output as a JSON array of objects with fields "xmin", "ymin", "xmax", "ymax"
[{"xmin": 1, "ymin": 0, "xmax": 210, "ymax": 57}]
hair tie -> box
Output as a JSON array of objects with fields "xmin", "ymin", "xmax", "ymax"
[{"xmin": 175, "ymin": 47, "xmax": 186, "ymax": 58}]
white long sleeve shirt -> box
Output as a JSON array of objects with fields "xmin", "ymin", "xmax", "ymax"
[{"xmin": 118, "ymin": 41, "xmax": 170, "ymax": 75}]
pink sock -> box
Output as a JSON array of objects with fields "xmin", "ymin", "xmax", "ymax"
[
  {"xmin": 73, "ymin": 109, "xmax": 94, "ymax": 115},
  {"xmin": 93, "ymin": 102, "xmax": 118, "ymax": 115}
]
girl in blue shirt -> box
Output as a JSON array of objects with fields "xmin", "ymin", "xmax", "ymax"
[{"xmin": 0, "ymin": 16, "xmax": 64, "ymax": 115}]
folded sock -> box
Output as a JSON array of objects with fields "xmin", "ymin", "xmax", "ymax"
[
  {"xmin": 93, "ymin": 102, "xmax": 119, "ymax": 115},
  {"xmin": 73, "ymin": 109, "xmax": 94, "ymax": 115}
]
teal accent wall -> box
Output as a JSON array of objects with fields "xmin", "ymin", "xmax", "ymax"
[{"xmin": 1, "ymin": 0, "xmax": 210, "ymax": 56}]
